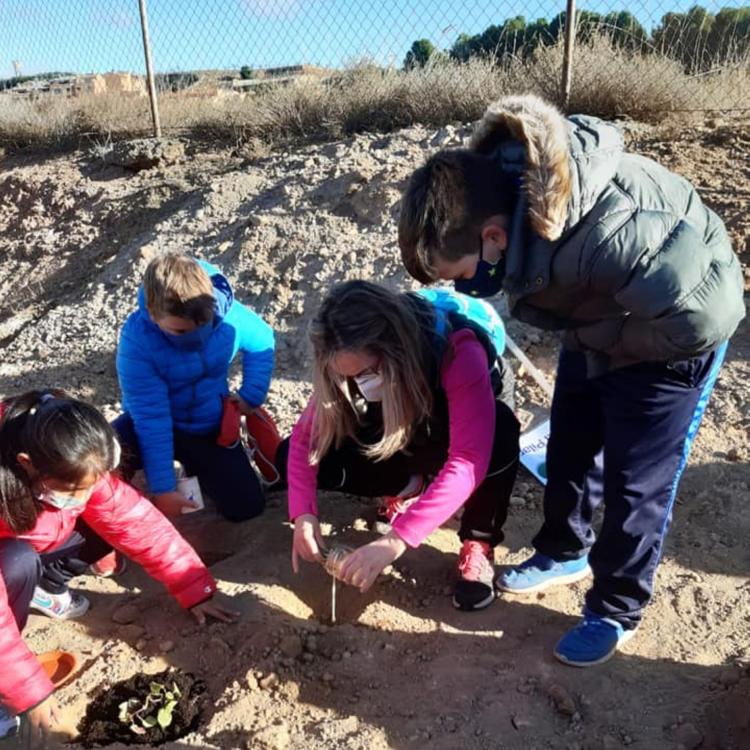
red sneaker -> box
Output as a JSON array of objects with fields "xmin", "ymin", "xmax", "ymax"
[
  {"xmin": 454, "ymin": 540, "xmax": 496, "ymax": 611},
  {"xmin": 372, "ymin": 479, "xmax": 424, "ymax": 534},
  {"xmin": 90, "ymin": 551, "xmax": 127, "ymax": 578},
  {"xmin": 243, "ymin": 407, "xmax": 282, "ymax": 484}
]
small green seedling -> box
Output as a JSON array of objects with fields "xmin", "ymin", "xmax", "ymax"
[{"xmin": 118, "ymin": 681, "xmax": 182, "ymax": 735}]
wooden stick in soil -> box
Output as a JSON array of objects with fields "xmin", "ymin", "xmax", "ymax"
[{"xmin": 331, "ymin": 574, "xmax": 337, "ymax": 625}]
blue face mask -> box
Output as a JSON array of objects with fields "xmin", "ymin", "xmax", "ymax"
[
  {"xmin": 454, "ymin": 238, "xmax": 506, "ymax": 299},
  {"xmin": 163, "ymin": 320, "xmax": 214, "ymax": 352}
]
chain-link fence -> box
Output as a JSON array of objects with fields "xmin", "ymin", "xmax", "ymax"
[{"xmin": 1, "ymin": 0, "xmax": 748, "ymax": 142}]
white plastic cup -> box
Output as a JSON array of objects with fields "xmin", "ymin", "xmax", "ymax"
[{"xmin": 177, "ymin": 476, "xmax": 204, "ymax": 513}]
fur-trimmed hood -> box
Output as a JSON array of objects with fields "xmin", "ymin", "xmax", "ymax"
[{"xmin": 470, "ymin": 95, "xmax": 624, "ymax": 240}]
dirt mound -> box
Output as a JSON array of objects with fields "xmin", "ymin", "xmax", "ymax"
[{"xmin": 0, "ymin": 115, "xmax": 748, "ymax": 749}]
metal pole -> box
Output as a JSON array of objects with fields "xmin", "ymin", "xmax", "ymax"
[
  {"xmin": 138, "ymin": 0, "xmax": 162, "ymax": 138},
  {"xmin": 560, "ymin": 0, "xmax": 577, "ymax": 111}
]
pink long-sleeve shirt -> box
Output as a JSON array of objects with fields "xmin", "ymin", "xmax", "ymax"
[{"xmin": 287, "ymin": 329, "xmax": 496, "ymax": 547}]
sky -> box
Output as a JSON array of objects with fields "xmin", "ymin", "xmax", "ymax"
[{"xmin": 0, "ymin": 0, "xmax": 746, "ymax": 79}]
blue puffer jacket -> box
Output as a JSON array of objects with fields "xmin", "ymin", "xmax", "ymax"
[{"xmin": 116, "ymin": 260, "xmax": 275, "ymax": 494}]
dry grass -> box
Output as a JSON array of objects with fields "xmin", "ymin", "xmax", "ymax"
[{"xmin": 1, "ymin": 35, "xmax": 748, "ymax": 152}]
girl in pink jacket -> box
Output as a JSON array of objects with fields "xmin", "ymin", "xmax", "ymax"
[
  {"xmin": 282, "ymin": 281, "xmax": 520, "ymax": 611},
  {"xmin": 0, "ymin": 390, "xmax": 236, "ymax": 747}
]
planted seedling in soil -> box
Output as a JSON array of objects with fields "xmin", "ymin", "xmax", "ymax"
[
  {"xmin": 118, "ymin": 680, "xmax": 181, "ymax": 735},
  {"xmin": 78, "ymin": 668, "xmax": 206, "ymax": 746}
]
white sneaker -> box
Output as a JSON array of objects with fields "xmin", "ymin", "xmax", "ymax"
[
  {"xmin": 0, "ymin": 704, "xmax": 19, "ymax": 739},
  {"xmin": 30, "ymin": 586, "xmax": 90, "ymax": 620}
]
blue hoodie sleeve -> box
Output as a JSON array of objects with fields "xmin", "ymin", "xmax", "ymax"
[
  {"xmin": 230, "ymin": 302, "xmax": 275, "ymax": 407},
  {"xmin": 116, "ymin": 320, "xmax": 177, "ymax": 494}
]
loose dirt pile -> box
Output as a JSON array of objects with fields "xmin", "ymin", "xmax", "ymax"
[{"xmin": 0, "ymin": 114, "xmax": 748, "ymax": 750}]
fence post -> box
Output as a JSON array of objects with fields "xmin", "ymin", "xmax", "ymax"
[
  {"xmin": 560, "ymin": 0, "xmax": 576, "ymax": 111},
  {"xmin": 138, "ymin": 0, "xmax": 162, "ymax": 138}
]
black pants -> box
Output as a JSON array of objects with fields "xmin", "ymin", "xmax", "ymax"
[
  {"xmin": 533, "ymin": 344, "xmax": 727, "ymax": 627},
  {"xmin": 279, "ymin": 398, "xmax": 520, "ymax": 546},
  {"xmin": 113, "ymin": 412, "xmax": 265, "ymax": 523},
  {"xmin": 0, "ymin": 521, "xmax": 111, "ymax": 633}
]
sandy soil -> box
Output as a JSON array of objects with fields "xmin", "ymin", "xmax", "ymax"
[{"xmin": 0, "ymin": 114, "xmax": 748, "ymax": 750}]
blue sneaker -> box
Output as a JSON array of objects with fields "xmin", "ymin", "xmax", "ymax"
[
  {"xmin": 0, "ymin": 704, "xmax": 19, "ymax": 739},
  {"xmin": 554, "ymin": 615, "xmax": 637, "ymax": 667},
  {"xmin": 496, "ymin": 552, "xmax": 591, "ymax": 594}
]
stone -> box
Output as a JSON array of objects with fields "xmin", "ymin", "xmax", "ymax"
[
  {"xmin": 512, "ymin": 714, "xmax": 531, "ymax": 730},
  {"xmin": 727, "ymin": 447, "xmax": 741, "ymax": 462},
  {"xmin": 717, "ymin": 665, "xmax": 742, "ymax": 687},
  {"xmin": 158, "ymin": 639, "xmax": 175, "ymax": 653},
  {"xmin": 246, "ymin": 671, "xmax": 259, "ymax": 691},
  {"xmin": 119, "ymin": 624, "xmax": 145, "ymax": 641},
  {"xmin": 249, "ymin": 722, "xmax": 290, "ymax": 749},
  {"xmin": 279, "ymin": 634, "xmax": 303, "ymax": 659},
  {"xmin": 99, "ymin": 138, "xmax": 185, "ymax": 171},
  {"xmin": 321, "ymin": 672, "xmax": 334, "ymax": 683},
  {"xmin": 547, "ymin": 682, "xmax": 577, "ymax": 716},
  {"xmin": 281, "ymin": 681, "xmax": 300, "ymax": 701},
  {"xmin": 673, "ymin": 722, "xmax": 703, "ymax": 749},
  {"xmin": 112, "ymin": 603, "xmax": 139, "ymax": 625},
  {"xmin": 260, "ymin": 672, "xmax": 279, "ymax": 690}
]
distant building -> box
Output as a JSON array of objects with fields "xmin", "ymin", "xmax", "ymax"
[
  {"xmin": 72, "ymin": 72, "xmax": 146, "ymax": 97},
  {"xmin": 0, "ymin": 72, "xmax": 146, "ymax": 99}
]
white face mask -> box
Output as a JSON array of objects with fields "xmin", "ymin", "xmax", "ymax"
[
  {"xmin": 353, "ymin": 371, "xmax": 384, "ymax": 402},
  {"xmin": 38, "ymin": 490, "xmax": 90, "ymax": 511}
]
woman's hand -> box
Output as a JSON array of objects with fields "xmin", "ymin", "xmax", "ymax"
[
  {"xmin": 292, "ymin": 514, "xmax": 326, "ymax": 572},
  {"xmin": 189, "ymin": 598, "xmax": 240, "ymax": 625},
  {"xmin": 153, "ymin": 491, "xmax": 195, "ymax": 517},
  {"xmin": 21, "ymin": 695, "xmax": 61, "ymax": 750},
  {"xmin": 338, "ymin": 532, "xmax": 407, "ymax": 593}
]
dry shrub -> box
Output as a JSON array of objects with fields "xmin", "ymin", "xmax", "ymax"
[
  {"xmin": 528, "ymin": 35, "xmax": 750, "ymax": 120},
  {"xmin": 1, "ymin": 35, "xmax": 747, "ymax": 152}
]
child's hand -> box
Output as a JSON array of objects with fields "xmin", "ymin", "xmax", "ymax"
[
  {"xmin": 338, "ymin": 532, "xmax": 407, "ymax": 593},
  {"xmin": 189, "ymin": 598, "xmax": 240, "ymax": 625},
  {"xmin": 292, "ymin": 513, "xmax": 326, "ymax": 572},
  {"xmin": 153, "ymin": 491, "xmax": 195, "ymax": 517},
  {"xmin": 230, "ymin": 393, "xmax": 256, "ymax": 417},
  {"xmin": 21, "ymin": 695, "xmax": 65, "ymax": 750}
]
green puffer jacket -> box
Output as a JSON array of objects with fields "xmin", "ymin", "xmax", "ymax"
[{"xmin": 471, "ymin": 95, "xmax": 745, "ymax": 376}]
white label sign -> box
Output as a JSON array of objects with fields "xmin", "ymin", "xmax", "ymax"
[{"xmin": 519, "ymin": 419, "xmax": 551, "ymax": 485}]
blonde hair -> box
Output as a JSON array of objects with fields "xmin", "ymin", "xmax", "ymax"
[
  {"xmin": 144, "ymin": 252, "xmax": 215, "ymax": 324},
  {"xmin": 309, "ymin": 281, "xmax": 436, "ymax": 464}
]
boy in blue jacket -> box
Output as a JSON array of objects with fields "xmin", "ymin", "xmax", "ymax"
[{"xmin": 114, "ymin": 252, "xmax": 275, "ymax": 522}]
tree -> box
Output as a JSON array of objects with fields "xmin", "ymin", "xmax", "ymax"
[
  {"xmin": 602, "ymin": 11, "xmax": 648, "ymax": 50},
  {"xmin": 653, "ymin": 5, "xmax": 715, "ymax": 71},
  {"xmin": 404, "ymin": 39, "xmax": 436, "ymax": 69},
  {"xmin": 239, "ymin": 65, "xmax": 254, "ymax": 80},
  {"xmin": 706, "ymin": 7, "xmax": 750, "ymax": 64}
]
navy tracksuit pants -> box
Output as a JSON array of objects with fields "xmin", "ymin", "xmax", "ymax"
[
  {"xmin": 533, "ymin": 344, "xmax": 727, "ymax": 628},
  {"xmin": 0, "ymin": 521, "xmax": 111, "ymax": 629},
  {"xmin": 112, "ymin": 412, "xmax": 265, "ymax": 523}
]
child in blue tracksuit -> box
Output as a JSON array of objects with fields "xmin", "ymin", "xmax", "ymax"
[{"xmin": 114, "ymin": 252, "xmax": 274, "ymax": 522}]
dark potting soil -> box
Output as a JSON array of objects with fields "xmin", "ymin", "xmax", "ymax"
[{"xmin": 77, "ymin": 669, "xmax": 207, "ymax": 747}]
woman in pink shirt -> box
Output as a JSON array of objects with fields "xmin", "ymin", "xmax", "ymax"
[{"xmin": 282, "ymin": 280, "xmax": 520, "ymax": 611}]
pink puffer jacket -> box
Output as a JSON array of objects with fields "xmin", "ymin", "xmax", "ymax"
[{"xmin": 0, "ymin": 472, "xmax": 216, "ymax": 714}]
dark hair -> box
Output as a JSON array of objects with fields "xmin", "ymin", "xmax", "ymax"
[
  {"xmin": 398, "ymin": 149, "xmax": 518, "ymax": 283},
  {"xmin": 0, "ymin": 390, "xmax": 118, "ymax": 533}
]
